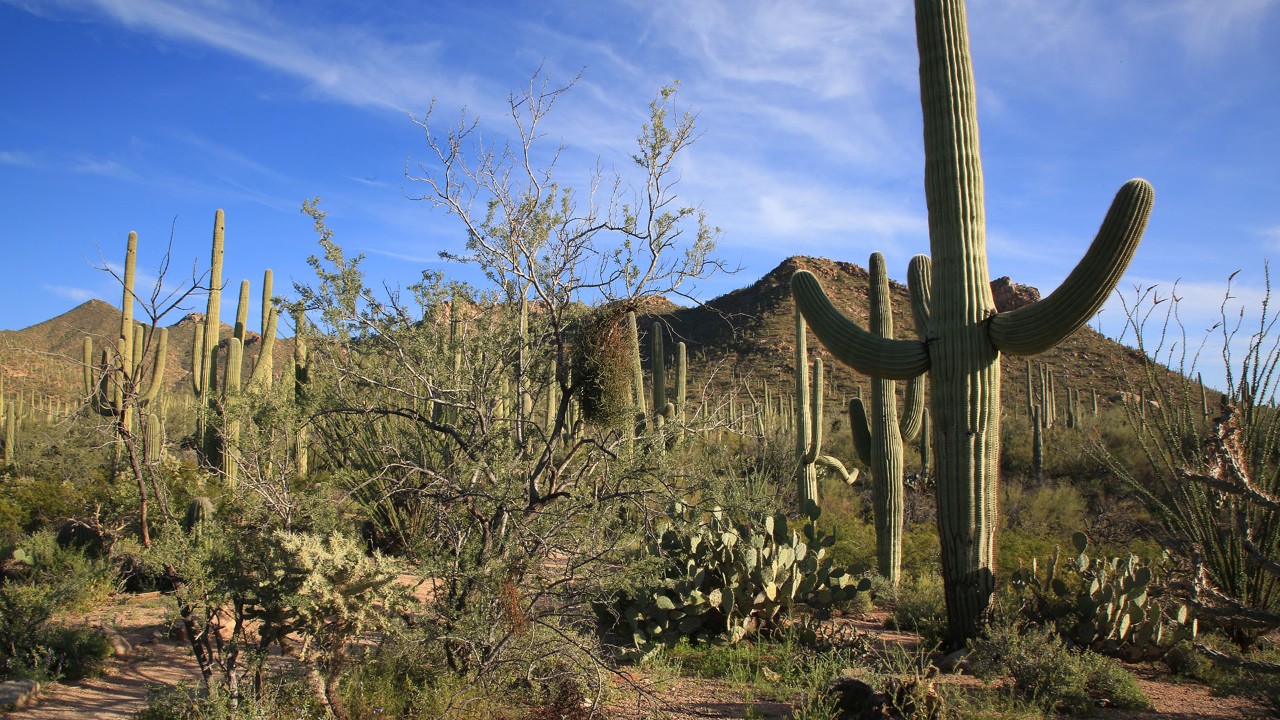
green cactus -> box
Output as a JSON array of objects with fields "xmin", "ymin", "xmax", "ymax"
[
  {"xmin": 183, "ymin": 496, "xmax": 215, "ymax": 537},
  {"xmin": 191, "ymin": 210, "xmax": 279, "ymax": 483},
  {"xmin": 3, "ymin": 401, "xmax": 14, "ymax": 466},
  {"xmin": 294, "ymin": 307, "xmax": 311, "ymax": 478},
  {"xmin": 790, "ymin": 0, "xmax": 1152, "ymax": 643},
  {"xmin": 1032, "ymin": 406, "xmax": 1044, "ymax": 482},
  {"xmin": 844, "ymin": 253, "xmax": 926, "ymax": 586},
  {"xmin": 608, "ymin": 502, "xmax": 870, "ymax": 654},
  {"xmin": 83, "ymin": 231, "xmax": 169, "ymax": 425},
  {"xmin": 794, "ymin": 305, "xmax": 823, "ymax": 516},
  {"xmin": 1010, "ymin": 533, "xmax": 1196, "ymax": 658}
]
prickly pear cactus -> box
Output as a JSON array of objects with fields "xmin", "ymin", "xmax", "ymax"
[
  {"xmin": 609, "ymin": 501, "xmax": 870, "ymax": 655},
  {"xmin": 1009, "ymin": 532, "xmax": 1196, "ymax": 658}
]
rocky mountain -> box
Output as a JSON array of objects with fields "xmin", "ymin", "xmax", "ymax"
[{"xmin": 0, "ymin": 256, "xmax": 1151, "ymax": 413}]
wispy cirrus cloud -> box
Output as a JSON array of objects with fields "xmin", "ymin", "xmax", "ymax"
[
  {"xmin": 43, "ymin": 284, "xmax": 96, "ymax": 302},
  {"xmin": 6, "ymin": 0, "xmax": 480, "ymax": 115},
  {"xmin": 71, "ymin": 157, "xmax": 139, "ymax": 180},
  {"xmin": 0, "ymin": 150, "xmax": 37, "ymax": 167}
]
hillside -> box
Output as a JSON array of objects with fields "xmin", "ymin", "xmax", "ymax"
[
  {"xmin": 0, "ymin": 298, "xmax": 293, "ymax": 406},
  {"xmin": 0, "ymin": 256, "xmax": 1153, "ymax": 414},
  {"xmin": 645, "ymin": 256, "xmax": 1152, "ymax": 413}
]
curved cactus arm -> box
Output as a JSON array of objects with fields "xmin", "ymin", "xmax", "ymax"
[
  {"xmin": 899, "ymin": 374, "xmax": 925, "ymax": 442},
  {"xmin": 988, "ymin": 179, "xmax": 1154, "ymax": 355},
  {"xmin": 246, "ymin": 307, "xmax": 279, "ymax": 393},
  {"xmin": 908, "ymin": 254, "xmax": 933, "ymax": 339},
  {"xmin": 791, "ymin": 271, "xmax": 929, "ymax": 381},
  {"xmin": 849, "ymin": 397, "xmax": 871, "ymax": 466},
  {"xmin": 816, "ymin": 455, "xmax": 860, "ymax": 485}
]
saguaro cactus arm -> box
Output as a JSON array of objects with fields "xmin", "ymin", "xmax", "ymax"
[
  {"xmin": 791, "ymin": 271, "xmax": 930, "ymax": 381},
  {"xmin": 850, "ymin": 397, "xmax": 871, "ymax": 465},
  {"xmin": 987, "ymin": 179, "xmax": 1154, "ymax": 356},
  {"xmin": 908, "ymin": 254, "xmax": 933, "ymax": 339}
]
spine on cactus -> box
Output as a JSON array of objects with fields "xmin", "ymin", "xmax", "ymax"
[{"xmin": 790, "ymin": 0, "xmax": 1152, "ymax": 645}]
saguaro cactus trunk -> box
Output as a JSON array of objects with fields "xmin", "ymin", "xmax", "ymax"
[
  {"xmin": 847, "ymin": 253, "xmax": 926, "ymax": 586},
  {"xmin": 791, "ymin": 0, "xmax": 1152, "ymax": 645}
]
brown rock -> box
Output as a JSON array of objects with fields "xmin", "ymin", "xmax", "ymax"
[{"xmin": 990, "ymin": 276, "xmax": 1040, "ymax": 313}]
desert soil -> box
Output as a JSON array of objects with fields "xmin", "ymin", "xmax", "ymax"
[{"xmin": 16, "ymin": 596, "xmax": 1270, "ymax": 719}]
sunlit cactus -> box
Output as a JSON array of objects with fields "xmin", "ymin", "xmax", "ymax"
[{"xmin": 790, "ymin": 0, "xmax": 1152, "ymax": 643}]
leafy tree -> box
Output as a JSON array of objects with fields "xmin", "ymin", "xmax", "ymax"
[{"xmin": 291, "ymin": 75, "xmax": 724, "ymax": 693}]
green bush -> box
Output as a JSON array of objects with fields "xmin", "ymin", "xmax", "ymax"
[
  {"xmin": 969, "ymin": 622, "xmax": 1150, "ymax": 715},
  {"xmin": 885, "ymin": 572, "xmax": 949, "ymax": 649},
  {"xmin": 0, "ymin": 581, "xmax": 112, "ymax": 682}
]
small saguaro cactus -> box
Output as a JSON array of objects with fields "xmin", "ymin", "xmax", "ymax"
[
  {"xmin": 845, "ymin": 253, "xmax": 926, "ymax": 585},
  {"xmin": 790, "ymin": 0, "xmax": 1152, "ymax": 644}
]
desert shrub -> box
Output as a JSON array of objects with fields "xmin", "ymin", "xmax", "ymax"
[
  {"xmin": 969, "ymin": 622, "xmax": 1150, "ymax": 715},
  {"xmin": 0, "ymin": 580, "xmax": 112, "ymax": 682},
  {"xmin": 885, "ymin": 572, "xmax": 949, "ymax": 649}
]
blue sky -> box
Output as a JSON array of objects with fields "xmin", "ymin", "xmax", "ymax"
[{"xmin": 2, "ymin": 1, "xmax": 1279, "ymax": 390}]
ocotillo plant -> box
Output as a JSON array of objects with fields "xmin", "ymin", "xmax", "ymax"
[
  {"xmin": 790, "ymin": 0, "xmax": 1152, "ymax": 643},
  {"xmin": 845, "ymin": 253, "xmax": 926, "ymax": 585}
]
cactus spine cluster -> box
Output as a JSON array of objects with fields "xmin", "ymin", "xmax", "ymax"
[
  {"xmin": 790, "ymin": 0, "xmax": 1152, "ymax": 643},
  {"xmin": 846, "ymin": 253, "xmax": 926, "ymax": 585}
]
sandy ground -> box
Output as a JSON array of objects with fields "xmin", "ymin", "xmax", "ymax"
[{"xmin": 14, "ymin": 597, "xmax": 1272, "ymax": 719}]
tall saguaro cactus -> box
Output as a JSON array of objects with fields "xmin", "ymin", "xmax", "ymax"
[
  {"xmin": 191, "ymin": 210, "xmax": 279, "ymax": 483},
  {"xmin": 790, "ymin": 0, "xmax": 1152, "ymax": 644},
  {"xmin": 846, "ymin": 253, "xmax": 926, "ymax": 585},
  {"xmin": 83, "ymin": 231, "xmax": 169, "ymax": 427}
]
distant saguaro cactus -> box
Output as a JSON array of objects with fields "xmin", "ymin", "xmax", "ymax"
[
  {"xmin": 846, "ymin": 253, "xmax": 926, "ymax": 585},
  {"xmin": 790, "ymin": 0, "xmax": 1152, "ymax": 644}
]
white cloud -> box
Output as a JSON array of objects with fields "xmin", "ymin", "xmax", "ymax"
[
  {"xmin": 71, "ymin": 157, "xmax": 138, "ymax": 180},
  {"xmin": 0, "ymin": 150, "xmax": 36, "ymax": 167},
  {"xmin": 43, "ymin": 284, "xmax": 97, "ymax": 303},
  {"xmin": 1120, "ymin": 0, "xmax": 1279, "ymax": 59},
  {"xmin": 13, "ymin": 0, "xmax": 482, "ymax": 116}
]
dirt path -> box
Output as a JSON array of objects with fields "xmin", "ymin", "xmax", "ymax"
[
  {"xmin": 18, "ymin": 593, "xmax": 202, "ymax": 720},
  {"xmin": 15, "ymin": 597, "xmax": 1271, "ymax": 719}
]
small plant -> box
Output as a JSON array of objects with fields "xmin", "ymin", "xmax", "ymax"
[
  {"xmin": 969, "ymin": 622, "xmax": 1151, "ymax": 715},
  {"xmin": 885, "ymin": 572, "xmax": 949, "ymax": 650},
  {"xmin": 1008, "ymin": 532, "xmax": 1196, "ymax": 658},
  {"xmin": 607, "ymin": 501, "xmax": 869, "ymax": 655}
]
